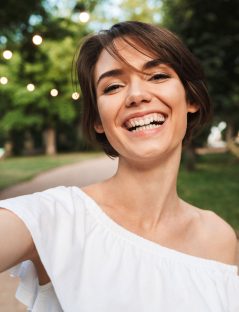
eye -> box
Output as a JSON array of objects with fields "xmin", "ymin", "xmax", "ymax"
[
  {"xmin": 103, "ymin": 83, "xmax": 124, "ymax": 95},
  {"xmin": 148, "ymin": 73, "xmax": 170, "ymax": 82}
]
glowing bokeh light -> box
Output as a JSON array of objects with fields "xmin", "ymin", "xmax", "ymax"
[
  {"xmin": 0, "ymin": 77, "xmax": 8, "ymax": 85},
  {"xmin": 72, "ymin": 92, "xmax": 80, "ymax": 100},
  {"xmin": 50, "ymin": 89, "xmax": 58, "ymax": 96},
  {"xmin": 27, "ymin": 83, "xmax": 35, "ymax": 92},
  {"xmin": 32, "ymin": 35, "xmax": 43, "ymax": 45},
  {"xmin": 79, "ymin": 12, "xmax": 90, "ymax": 23},
  {"xmin": 3, "ymin": 50, "xmax": 13, "ymax": 60}
]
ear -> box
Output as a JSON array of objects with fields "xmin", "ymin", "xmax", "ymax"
[
  {"xmin": 94, "ymin": 122, "xmax": 105, "ymax": 133},
  {"xmin": 187, "ymin": 103, "xmax": 199, "ymax": 113}
]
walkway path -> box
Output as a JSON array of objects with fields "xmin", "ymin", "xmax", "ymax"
[
  {"xmin": 0, "ymin": 155, "xmax": 238, "ymax": 311},
  {"xmin": 0, "ymin": 155, "xmax": 118, "ymax": 200}
]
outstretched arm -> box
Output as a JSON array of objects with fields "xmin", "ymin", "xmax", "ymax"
[{"xmin": 0, "ymin": 208, "xmax": 35, "ymax": 273}]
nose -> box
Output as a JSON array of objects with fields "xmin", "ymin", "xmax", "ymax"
[{"xmin": 125, "ymin": 79, "xmax": 152, "ymax": 107}]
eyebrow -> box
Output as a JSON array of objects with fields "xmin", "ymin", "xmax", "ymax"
[
  {"xmin": 96, "ymin": 69, "xmax": 124, "ymax": 87},
  {"xmin": 96, "ymin": 59, "xmax": 166, "ymax": 87},
  {"xmin": 142, "ymin": 59, "xmax": 164, "ymax": 71}
]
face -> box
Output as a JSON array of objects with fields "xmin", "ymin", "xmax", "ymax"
[{"xmin": 94, "ymin": 38, "xmax": 198, "ymax": 162}]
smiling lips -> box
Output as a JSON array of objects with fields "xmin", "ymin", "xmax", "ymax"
[{"xmin": 125, "ymin": 113, "xmax": 166, "ymax": 132}]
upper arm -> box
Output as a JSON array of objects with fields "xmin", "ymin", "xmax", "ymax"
[
  {"xmin": 202, "ymin": 210, "xmax": 238, "ymax": 265},
  {"xmin": 0, "ymin": 208, "xmax": 35, "ymax": 273},
  {"xmin": 217, "ymin": 220, "xmax": 238, "ymax": 265}
]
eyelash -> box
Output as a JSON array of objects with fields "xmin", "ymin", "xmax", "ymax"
[
  {"xmin": 103, "ymin": 84, "xmax": 123, "ymax": 94},
  {"xmin": 149, "ymin": 73, "xmax": 170, "ymax": 81},
  {"xmin": 102, "ymin": 73, "xmax": 170, "ymax": 95}
]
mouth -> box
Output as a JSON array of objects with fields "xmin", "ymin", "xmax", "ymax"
[{"xmin": 124, "ymin": 112, "xmax": 167, "ymax": 133}]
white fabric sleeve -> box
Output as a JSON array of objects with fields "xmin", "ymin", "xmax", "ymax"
[
  {"xmin": 226, "ymin": 271, "xmax": 239, "ymax": 311},
  {"xmin": 10, "ymin": 261, "xmax": 61, "ymax": 311},
  {"xmin": 0, "ymin": 186, "xmax": 75, "ymax": 311}
]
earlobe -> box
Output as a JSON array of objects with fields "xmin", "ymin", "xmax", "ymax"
[
  {"xmin": 187, "ymin": 103, "xmax": 199, "ymax": 113},
  {"xmin": 94, "ymin": 123, "xmax": 105, "ymax": 133}
]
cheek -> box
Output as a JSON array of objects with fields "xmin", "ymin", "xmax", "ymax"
[
  {"xmin": 97, "ymin": 99, "xmax": 108, "ymax": 122},
  {"xmin": 97, "ymin": 96, "xmax": 122, "ymax": 128},
  {"xmin": 156, "ymin": 80, "xmax": 186, "ymax": 103},
  {"xmin": 164, "ymin": 84, "xmax": 189, "ymax": 137},
  {"xmin": 176, "ymin": 109, "xmax": 189, "ymax": 141},
  {"xmin": 96, "ymin": 104, "xmax": 118, "ymax": 139},
  {"xmin": 97, "ymin": 105, "xmax": 111, "ymax": 128}
]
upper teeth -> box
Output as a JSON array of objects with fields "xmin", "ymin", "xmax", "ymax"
[{"xmin": 125, "ymin": 113, "xmax": 166, "ymax": 129}]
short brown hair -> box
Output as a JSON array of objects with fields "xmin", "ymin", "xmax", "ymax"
[{"xmin": 76, "ymin": 21, "xmax": 212, "ymax": 157}]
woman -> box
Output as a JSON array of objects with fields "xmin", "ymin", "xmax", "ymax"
[{"xmin": 0, "ymin": 21, "xmax": 238, "ymax": 311}]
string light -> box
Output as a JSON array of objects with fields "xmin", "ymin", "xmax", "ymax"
[
  {"xmin": 1, "ymin": 32, "xmax": 82, "ymax": 100},
  {"xmin": 27, "ymin": 83, "xmax": 35, "ymax": 91},
  {"xmin": 79, "ymin": 12, "xmax": 90, "ymax": 23},
  {"xmin": 0, "ymin": 77, "xmax": 8, "ymax": 85},
  {"xmin": 72, "ymin": 92, "xmax": 80, "ymax": 100},
  {"xmin": 0, "ymin": 76, "xmax": 80, "ymax": 100},
  {"xmin": 50, "ymin": 88, "xmax": 58, "ymax": 96},
  {"xmin": 32, "ymin": 35, "xmax": 43, "ymax": 45},
  {"xmin": 3, "ymin": 50, "xmax": 13, "ymax": 60}
]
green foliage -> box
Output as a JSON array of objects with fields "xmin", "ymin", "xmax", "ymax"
[
  {"xmin": 91, "ymin": 0, "xmax": 162, "ymax": 28},
  {"xmin": 0, "ymin": 2, "xmax": 99, "ymax": 152},
  {"xmin": 0, "ymin": 0, "xmax": 48, "ymax": 42},
  {"xmin": 0, "ymin": 29, "xmax": 80, "ymax": 136},
  {"xmin": 161, "ymin": 0, "xmax": 239, "ymax": 125},
  {"xmin": 0, "ymin": 110, "xmax": 42, "ymax": 132},
  {"xmin": 119, "ymin": 0, "xmax": 161, "ymax": 23}
]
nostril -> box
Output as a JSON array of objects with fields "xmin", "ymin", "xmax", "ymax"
[{"xmin": 125, "ymin": 93, "xmax": 152, "ymax": 107}]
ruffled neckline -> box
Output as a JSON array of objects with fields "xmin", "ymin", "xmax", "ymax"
[{"xmin": 74, "ymin": 187, "xmax": 238, "ymax": 275}]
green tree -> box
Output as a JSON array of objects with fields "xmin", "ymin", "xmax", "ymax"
[
  {"xmin": 0, "ymin": 1, "xmax": 99, "ymax": 155},
  {"xmin": 0, "ymin": 18, "xmax": 82, "ymax": 155},
  {"xmin": 161, "ymin": 0, "xmax": 239, "ymax": 148},
  {"xmin": 91, "ymin": 0, "xmax": 161, "ymax": 27},
  {"xmin": 0, "ymin": 0, "xmax": 48, "ymax": 41}
]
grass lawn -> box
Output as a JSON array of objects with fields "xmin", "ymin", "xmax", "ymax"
[
  {"xmin": 178, "ymin": 152, "xmax": 239, "ymax": 231},
  {"xmin": 0, "ymin": 152, "xmax": 101, "ymax": 191}
]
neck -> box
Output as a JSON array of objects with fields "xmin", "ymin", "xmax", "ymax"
[{"xmin": 104, "ymin": 146, "xmax": 183, "ymax": 230}]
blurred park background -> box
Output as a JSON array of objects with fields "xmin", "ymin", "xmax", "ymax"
[{"xmin": 0, "ymin": 0, "xmax": 239, "ymax": 230}]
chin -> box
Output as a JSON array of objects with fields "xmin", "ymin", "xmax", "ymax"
[{"xmin": 121, "ymin": 144, "xmax": 182, "ymax": 165}]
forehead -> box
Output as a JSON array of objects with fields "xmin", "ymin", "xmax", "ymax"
[{"xmin": 94, "ymin": 38, "xmax": 156, "ymax": 79}]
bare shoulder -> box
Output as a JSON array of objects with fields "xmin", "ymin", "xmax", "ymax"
[
  {"xmin": 82, "ymin": 182, "xmax": 106, "ymax": 201},
  {"xmin": 195, "ymin": 207, "xmax": 238, "ymax": 265}
]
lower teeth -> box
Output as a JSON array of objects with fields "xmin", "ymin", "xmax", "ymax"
[{"xmin": 131, "ymin": 124, "xmax": 162, "ymax": 133}]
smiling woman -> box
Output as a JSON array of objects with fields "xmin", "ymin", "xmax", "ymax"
[
  {"xmin": 0, "ymin": 21, "xmax": 238, "ymax": 312},
  {"xmin": 92, "ymin": 41, "xmax": 199, "ymax": 162},
  {"xmin": 77, "ymin": 21, "xmax": 211, "ymax": 157}
]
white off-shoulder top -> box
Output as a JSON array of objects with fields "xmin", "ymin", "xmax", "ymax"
[{"xmin": 0, "ymin": 186, "xmax": 239, "ymax": 312}]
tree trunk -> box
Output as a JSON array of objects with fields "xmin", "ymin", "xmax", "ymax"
[
  {"xmin": 44, "ymin": 127, "xmax": 57, "ymax": 155},
  {"xmin": 225, "ymin": 123, "xmax": 234, "ymax": 142},
  {"xmin": 24, "ymin": 131, "xmax": 35, "ymax": 155},
  {"xmin": 226, "ymin": 124, "xmax": 239, "ymax": 159},
  {"xmin": 4, "ymin": 140, "xmax": 13, "ymax": 157},
  {"xmin": 183, "ymin": 144, "xmax": 196, "ymax": 171}
]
